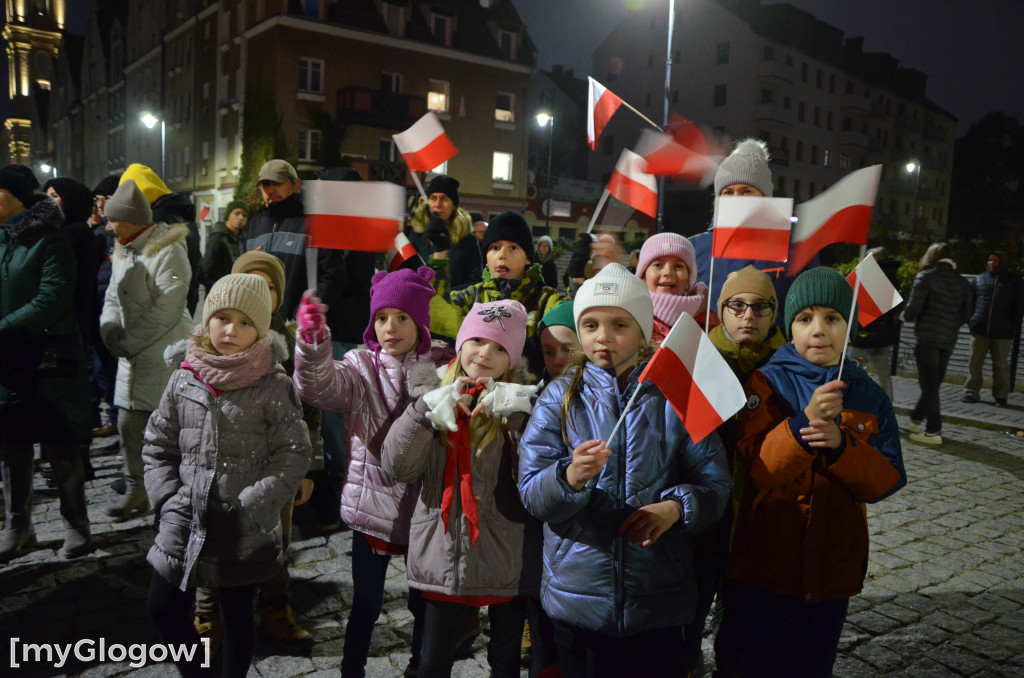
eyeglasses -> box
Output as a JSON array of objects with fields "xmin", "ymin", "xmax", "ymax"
[{"xmin": 723, "ymin": 300, "xmax": 775, "ymax": 318}]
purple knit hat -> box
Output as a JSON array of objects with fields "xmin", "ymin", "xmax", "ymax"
[
  {"xmin": 636, "ymin": 232, "xmax": 698, "ymax": 288},
  {"xmin": 363, "ymin": 266, "xmax": 436, "ymax": 355},
  {"xmin": 455, "ymin": 300, "xmax": 528, "ymax": 368}
]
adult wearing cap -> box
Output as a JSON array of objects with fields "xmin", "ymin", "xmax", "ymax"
[
  {"xmin": 406, "ymin": 174, "xmax": 482, "ymax": 290},
  {"xmin": 99, "ymin": 179, "xmax": 193, "ymax": 518},
  {"xmin": 244, "ymin": 159, "xmax": 347, "ymax": 325},
  {"xmin": 200, "ymin": 199, "xmax": 250, "ymax": 288},
  {"xmin": 1, "ymin": 171, "xmax": 93, "ymax": 562},
  {"xmin": 120, "ymin": 163, "xmax": 202, "ymax": 316}
]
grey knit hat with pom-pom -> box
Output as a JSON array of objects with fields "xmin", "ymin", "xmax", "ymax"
[{"xmin": 714, "ymin": 138, "xmax": 773, "ymax": 197}]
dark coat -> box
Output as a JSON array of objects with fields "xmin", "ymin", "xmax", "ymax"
[
  {"xmin": 199, "ymin": 221, "xmax": 245, "ymax": 288},
  {"xmin": 0, "ymin": 198, "xmax": 92, "ymax": 446},
  {"xmin": 152, "ymin": 192, "xmax": 201, "ymax": 315},
  {"xmin": 903, "ymin": 261, "xmax": 973, "ymax": 347},
  {"xmin": 968, "ymin": 256, "xmax": 1023, "ymax": 340}
]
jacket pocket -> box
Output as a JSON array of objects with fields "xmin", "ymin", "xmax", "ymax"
[{"xmin": 840, "ymin": 411, "xmax": 878, "ymax": 444}]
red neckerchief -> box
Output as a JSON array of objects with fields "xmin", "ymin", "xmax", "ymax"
[
  {"xmin": 441, "ymin": 383, "xmax": 487, "ymax": 546},
  {"xmin": 118, "ymin": 223, "xmax": 154, "ymax": 246}
]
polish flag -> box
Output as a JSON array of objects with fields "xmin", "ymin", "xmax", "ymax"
[
  {"xmin": 638, "ymin": 312, "xmax": 746, "ymax": 443},
  {"xmin": 606, "ymin": 149, "xmax": 658, "ymax": 218},
  {"xmin": 786, "ymin": 165, "xmax": 883, "ymax": 275},
  {"xmin": 587, "ymin": 77, "xmax": 623, "ymax": 151},
  {"xmin": 199, "ymin": 204, "xmax": 210, "ymax": 222},
  {"xmin": 387, "ymin": 232, "xmax": 420, "ymax": 271},
  {"xmin": 635, "ymin": 128, "xmax": 719, "ymax": 186},
  {"xmin": 303, "ymin": 180, "xmax": 404, "ymax": 252},
  {"xmin": 712, "ymin": 196, "xmax": 793, "ymax": 262},
  {"xmin": 846, "ymin": 252, "xmax": 903, "ymax": 327},
  {"xmin": 393, "ymin": 112, "xmax": 458, "ymax": 172}
]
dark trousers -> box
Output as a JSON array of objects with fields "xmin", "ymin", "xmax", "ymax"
[
  {"xmin": 419, "ymin": 596, "xmax": 526, "ymax": 678},
  {"xmin": 912, "ymin": 341, "xmax": 954, "ymax": 434},
  {"xmin": 147, "ymin": 571, "xmax": 256, "ymax": 678},
  {"xmin": 682, "ymin": 550, "xmax": 729, "ymax": 674},
  {"xmin": 526, "ymin": 596, "xmax": 559, "ymax": 678},
  {"xmin": 341, "ymin": 533, "xmax": 425, "ymax": 677},
  {"xmin": 552, "ymin": 620, "xmax": 684, "ymax": 678},
  {"xmin": 1, "ymin": 442, "xmax": 88, "ymax": 531},
  {"xmin": 715, "ymin": 579, "xmax": 848, "ymax": 678}
]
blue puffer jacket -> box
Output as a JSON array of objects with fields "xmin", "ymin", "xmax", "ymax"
[{"xmin": 518, "ymin": 361, "xmax": 731, "ymax": 637}]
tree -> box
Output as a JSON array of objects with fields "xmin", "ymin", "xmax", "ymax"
[{"xmin": 236, "ymin": 71, "xmax": 289, "ymax": 202}]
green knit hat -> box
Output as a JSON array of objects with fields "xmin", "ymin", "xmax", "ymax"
[
  {"xmin": 225, "ymin": 200, "xmax": 249, "ymax": 219},
  {"xmin": 539, "ymin": 300, "xmax": 576, "ymax": 334},
  {"xmin": 784, "ymin": 267, "xmax": 854, "ymax": 339}
]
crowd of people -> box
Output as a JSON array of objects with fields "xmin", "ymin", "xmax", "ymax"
[{"xmin": 4, "ymin": 132, "xmax": 1019, "ymax": 678}]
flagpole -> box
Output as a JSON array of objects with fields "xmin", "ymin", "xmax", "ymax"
[
  {"xmin": 409, "ymin": 170, "xmax": 428, "ymax": 201},
  {"xmin": 620, "ymin": 100, "xmax": 664, "ymax": 132},
  {"xmin": 705, "ymin": 202, "xmax": 719, "ymax": 334},
  {"xmin": 587, "ymin": 189, "xmax": 611, "ymax": 233},
  {"xmin": 656, "ymin": 0, "xmax": 675, "ymax": 233},
  {"xmin": 836, "ymin": 274, "xmax": 861, "ymax": 382},
  {"xmin": 605, "ymin": 381, "xmax": 644, "ymax": 450}
]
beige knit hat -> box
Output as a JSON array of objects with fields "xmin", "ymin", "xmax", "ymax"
[
  {"xmin": 203, "ymin": 274, "xmax": 272, "ymax": 339},
  {"xmin": 232, "ymin": 251, "xmax": 286, "ymax": 313},
  {"xmin": 104, "ymin": 179, "xmax": 153, "ymax": 225},
  {"xmin": 718, "ymin": 265, "xmax": 778, "ymax": 322}
]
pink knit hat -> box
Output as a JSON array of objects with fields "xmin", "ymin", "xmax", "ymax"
[
  {"xmin": 636, "ymin": 232, "xmax": 697, "ymax": 288},
  {"xmin": 455, "ymin": 300, "xmax": 528, "ymax": 368},
  {"xmin": 363, "ymin": 266, "xmax": 436, "ymax": 355}
]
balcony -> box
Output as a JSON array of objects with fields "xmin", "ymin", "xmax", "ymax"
[
  {"xmin": 753, "ymin": 102, "xmax": 793, "ymax": 126},
  {"xmin": 756, "ymin": 59, "xmax": 795, "ymax": 85},
  {"xmin": 838, "ymin": 131, "xmax": 868, "ymax": 148},
  {"xmin": 336, "ymin": 87, "xmax": 427, "ymax": 130}
]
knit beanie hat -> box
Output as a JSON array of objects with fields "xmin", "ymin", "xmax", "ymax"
[
  {"xmin": 44, "ymin": 177, "xmax": 94, "ymax": 223},
  {"xmin": 120, "ymin": 163, "xmax": 170, "ymax": 204},
  {"xmin": 0, "ymin": 165, "xmax": 36, "ymax": 208},
  {"xmin": 425, "ymin": 174, "xmax": 460, "ymax": 208},
  {"xmin": 3, "ymin": 164, "xmax": 40, "ymax": 189},
  {"xmin": 203, "ymin": 273, "xmax": 273, "ymax": 339},
  {"xmin": 456, "ymin": 300, "xmax": 528, "ymax": 368},
  {"xmin": 363, "ymin": 266, "xmax": 436, "ymax": 355},
  {"xmin": 539, "ymin": 300, "xmax": 576, "ymax": 334},
  {"xmin": 231, "ymin": 251, "xmax": 286, "ymax": 313},
  {"xmin": 482, "ymin": 211, "xmax": 534, "ymax": 263},
  {"xmin": 574, "ymin": 263, "xmax": 654, "ymax": 342},
  {"xmin": 714, "ymin": 138, "xmax": 773, "ymax": 197},
  {"xmin": 718, "ymin": 264, "xmax": 778, "ymax": 321},
  {"xmin": 93, "ymin": 174, "xmax": 120, "ymax": 198},
  {"xmin": 104, "ymin": 179, "xmax": 153, "ymax": 225},
  {"xmin": 783, "ymin": 266, "xmax": 854, "ymax": 339},
  {"xmin": 635, "ymin": 232, "xmax": 698, "ymax": 288},
  {"xmin": 224, "ymin": 200, "xmax": 250, "ymax": 219}
]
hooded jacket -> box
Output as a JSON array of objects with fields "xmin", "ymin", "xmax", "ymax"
[
  {"xmin": 968, "ymin": 253, "xmax": 1023, "ymax": 339},
  {"xmin": 293, "ymin": 332, "xmax": 452, "ymax": 543},
  {"xmin": 518, "ymin": 361, "xmax": 732, "ymax": 636},
  {"xmin": 902, "ymin": 261, "xmax": 972, "ymax": 346},
  {"xmin": 199, "ymin": 220, "xmax": 245, "ymax": 288},
  {"xmin": 729, "ymin": 343, "xmax": 907, "ymax": 602},
  {"xmin": 144, "ymin": 335, "xmax": 311, "ymax": 590},
  {"xmin": 99, "ymin": 221, "xmax": 194, "ymax": 411}
]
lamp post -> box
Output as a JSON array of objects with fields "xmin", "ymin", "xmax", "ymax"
[
  {"xmin": 141, "ymin": 112, "xmax": 166, "ymax": 178},
  {"xmin": 40, "ymin": 163, "xmax": 56, "ymax": 179},
  {"xmin": 535, "ymin": 112, "xmax": 554, "ymax": 236},
  {"xmin": 906, "ymin": 161, "xmax": 921, "ymax": 244}
]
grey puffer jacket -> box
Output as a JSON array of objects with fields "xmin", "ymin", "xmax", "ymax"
[
  {"xmin": 382, "ymin": 396, "xmax": 541, "ymax": 598},
  {"xmin": 143, "ymin": 335, "xmax": 311, "ymax": 590},
  {"xmin": 903, "ymin": 260, "xmax": 972, "ymax": 347},
  {"xmin": 99, "ymin": 222, "xmax": 194, "ymax": 411},
  {"xmin": 293, "ymin": 331, "xmax": 452, "ymax": 543}
]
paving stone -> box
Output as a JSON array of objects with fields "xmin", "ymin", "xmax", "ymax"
[{"xmin": 254, "ymin": 654, "xmax": 316, "ymax": 677}]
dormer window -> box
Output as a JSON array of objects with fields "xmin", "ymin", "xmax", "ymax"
[
  {"xmin": 432, "ymin": 11, "xmax": 452, "ymax": 46},
  {"xmin": 498, "ymin": 29, "xmax": 517, "ymax": 60},
  {"xmin": 383, "ymin": 2, "xmax": 405, "ymax": 37}
]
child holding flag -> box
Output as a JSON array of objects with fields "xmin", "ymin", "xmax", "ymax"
[
  {"xmin": 720, "ymin": 267, "xmax": 906, "ymax": 677},
  {"xmin": 635, "ymin": 232, "xmax": 713, "ymax": 342},
  {"xmin": 517, "ymin": 264, "xmax": 731, "ymax": 678}
]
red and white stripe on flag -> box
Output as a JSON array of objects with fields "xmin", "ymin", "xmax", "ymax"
[
  {"xmin": 392, "ymin": 112, "xmax": 458, "ymax": 172},
  {"xmin": 587, "ymin": 77, "xmax": 623, "ymax": 152},
  {"xmin": 387, "ymin": 232, "xmax": 419, "ymax": 271},
  {"xmin": 787, "ymin": 165, "xmax": 882, "ymax": 275},
  {"xmin": 638, "ymin": 312, "xmax": 747, "ymax": 443},
  {"xmin": 635, "ymin": 129, "xmax": 719, "ymax": 186},
  {"xmin": 846, "ymin": 252, "xmax": 903, "ymax": 327},
  {"xmin": 304, "ymin": 180, "xmax": 404, "ymax": 252},
  {"xmin": 712, "ymin": 196, "xmax": 793, "ymax": 262},
  {"xmin": 199, "ymin": 204, "xmax": 210, "ymax": 222},
  {"xmin": 607, "ymin": 149, "xmax": 658, "ymax": 218}
]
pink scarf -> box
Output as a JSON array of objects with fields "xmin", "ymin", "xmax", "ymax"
[
  {"xmin": 650, "ymin": 282, "xmax": 709, "ymax": 326},
  {"xmin": 185, "ymin": 336, "xmax": 274, "ymax": 392}
]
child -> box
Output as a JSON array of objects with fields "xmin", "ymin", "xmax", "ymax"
[
  {"xmin": 635, "ymin": 232, "xmax": 712, "ymax": 341},
  {"xmin": 537, "ymin": 301, "xmax": 578, "ymax": 383},
  {"xmin": 143, "ymin": 273, "xmax": 311, "ymax": 678},
  {"xmin": 383, "ymin": 300, "xmax": 540, "ymax": 678},
  {"xmin": 517, "ymin": 264, "xmax": 731, "ymax": 678},
  {"xmin": 721, "ymin": 267, "xmax": 906, "ymax": 677},
  {"xmin": 293, "ymin": 266, "xmax": 451, "ymax": 678},
  {"xmin": 709, "ymin": 264, "xmax": 787, "ymax": 379}
]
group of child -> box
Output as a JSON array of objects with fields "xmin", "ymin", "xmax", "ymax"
[{"xmin": 140, "ymin": 140, "xmax": 906, "ymax": 678}]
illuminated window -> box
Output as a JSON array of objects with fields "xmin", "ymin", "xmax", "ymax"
[
  {"xmin": 495, "ymin": 92, "xmax": 514, "ymax": 123},
  {"xmin": 492, "ymin": 152, "xmax": 513, "ymax": 182},
  {"xmin": 428, "ymin": 79, "xmax": 449, "ymax": 114}
]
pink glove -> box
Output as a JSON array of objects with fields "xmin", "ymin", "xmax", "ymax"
[{"xmin": 296, "ymin": 290, "xmax": 327, "ymax": 344}]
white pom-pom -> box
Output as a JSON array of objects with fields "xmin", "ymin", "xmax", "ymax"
[{"xmin": 731, "ymin": 138, "xmax": 770, "ymax": 162}]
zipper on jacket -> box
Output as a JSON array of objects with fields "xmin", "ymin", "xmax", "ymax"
[{"xmin": 614, "ymin": 385, "xmax": 629, "ymax": 634}]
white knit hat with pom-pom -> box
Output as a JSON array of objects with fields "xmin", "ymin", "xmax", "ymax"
[{"xmin": 714, "ymin": 138, "xmax": 773, "ymax": 197}]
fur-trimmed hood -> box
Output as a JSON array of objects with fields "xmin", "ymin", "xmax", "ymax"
[
  {"xmin": 409, "ymin": 201, "xmax": 474, "ymax": 245},
  {"xmin": 163, "ymin": 329, "xmax": 289, "ymax": 367},
  {"xmin": 115, "ymin": 221, "xmax": 190, "ymax": 259},
  {"xmin": 4, "ymin": 196, "xmax": 63, "ymax": 247}
]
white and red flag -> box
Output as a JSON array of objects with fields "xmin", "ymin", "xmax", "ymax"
[
  {"xmin": 638, "ymin": 312, "xmax": 747, "ymax": 443},
  {"xmin": 606, "ymin": 149, "xmax": 658, "ymax": 218},
  {"xmin": 635, "ymin": 128, "xmax": 719, "ymax": 186},
  {"xmin": 392, "ymin": 112, "xmax": 458, "ymax": 172},
  {"xmin": 199, "ymin": 203, "xmax": 210, "ymax": 222},
  {"xmin": 587, "ymin": 77, "xmax": 624, "ymax": 151},
  {"xmin": 303, "ymin": 180, "xmax": 404, "ymax": 252},
  {"xmin": 787, "ymin": 165, "xmax": 883, "ymax": 275},
  {"xmin": 386, "ymin": 232, "xmax": 420, "ymax": 271},
  {"xmin": 846, "ymin": 252, "xmax": 903, "ymax": 327},
  {"xmin": 712, "ymin": 196, "xmax": 793, "ymax": 262}
]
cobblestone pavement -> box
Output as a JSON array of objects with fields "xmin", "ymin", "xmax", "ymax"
[{"xmin": 2, "ymin": 409, "xmax": 1023, "ymax": 677}]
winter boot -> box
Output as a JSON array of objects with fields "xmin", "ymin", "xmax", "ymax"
[
  {"xmin": 104, "ymin": 493, "xmax": 149, "ymax": 520},
  {"xmin": 60, "ymin": 526, "xmax": 92, "ymax": 559},
  {"xmin": 0, "ymin": 525, "xmax": 36, "ymax": 564},
  {"xmin": 259, "ymin": 604, "xmax": 311, "ymax": 647}
]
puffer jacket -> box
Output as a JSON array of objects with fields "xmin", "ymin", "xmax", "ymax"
[
  {"xmin": 968, "ymin": 257, "xmax": 1023, "ymax": 339},
  {"xmin": 729, "ymin": 343, "xmax": 906, "ymax": 603},
  {"xmin": 293, "ymin": 332, "xmax": 452, "ymax": 543},
  {"xmin": 382, "ymin": 395, "xmax": 541, "ymax": 598},
  {"xmin": 99, "ymin": 222, "xmax": 193, "ymax": 411},
  {"xmin": 518, "ymin": 361, "xmax": 732, "ymax": 637},
  {"xmin": 143, "ymin": 336, "xmax": 311, "ymax": 590},
  {"xmin": 902, "ymin": 261, "xmax": 972, "ymax": 346}
]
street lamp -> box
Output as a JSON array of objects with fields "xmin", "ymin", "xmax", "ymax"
[
  {"xmin": 535, "ymin": 112, "xmax": 554, "ymax": 235},
  {"xmin": 141, "ymin": 111, "xmax": 166, "ymax": 178},
  {"xmin": 40, "ymin": 163, "xmax": 56, "ymax": 179},
  {"xmin": 906, "ymin": 161, "xmax": 921, "ymax": 243}
]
